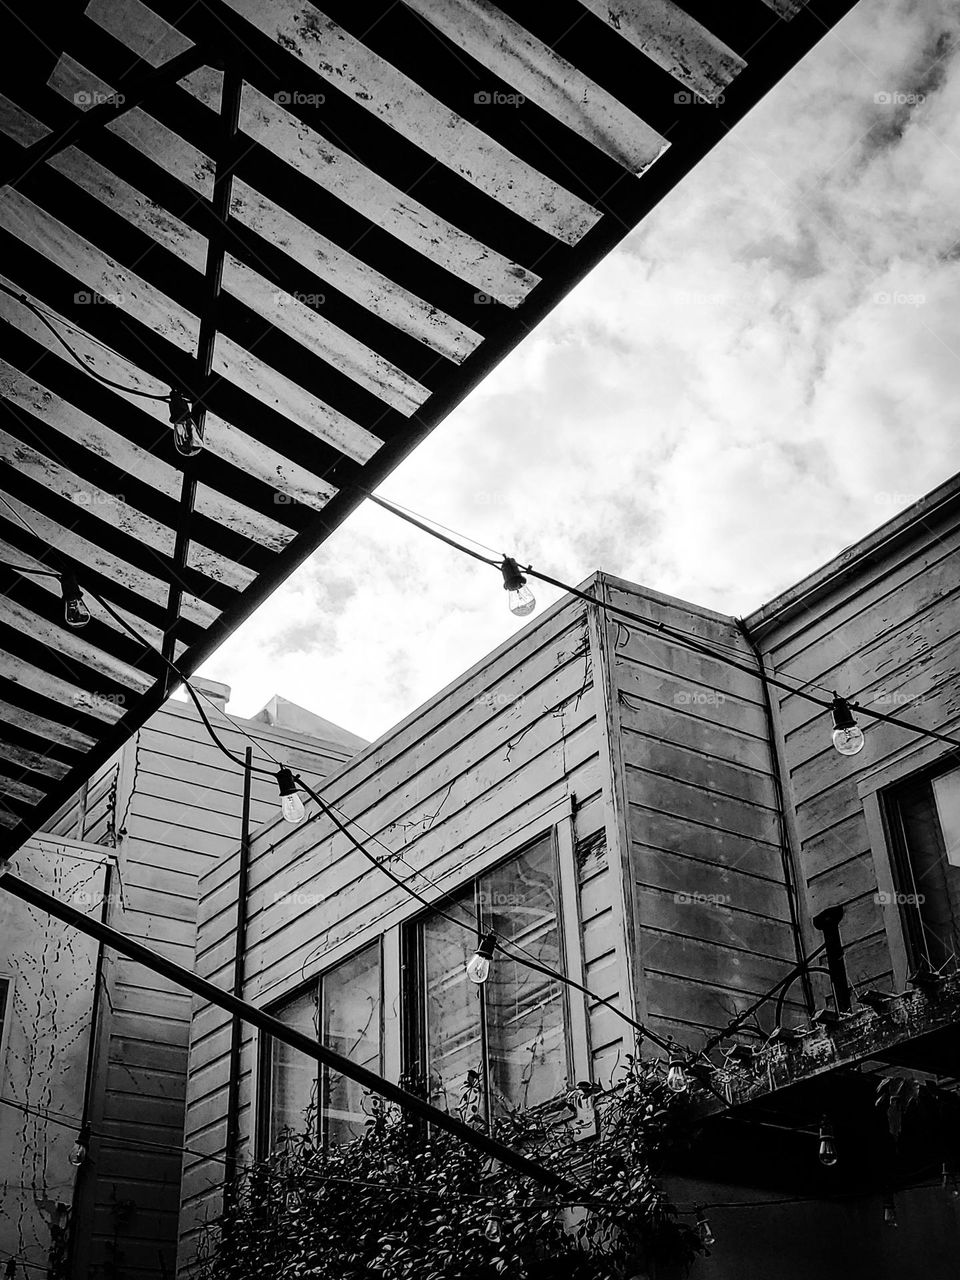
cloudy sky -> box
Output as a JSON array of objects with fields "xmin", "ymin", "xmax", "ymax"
[{"xmin": 197, "ymin": 0, "xmax": 960, "ymax": 744}]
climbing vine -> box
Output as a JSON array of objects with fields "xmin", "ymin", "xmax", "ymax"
[{"xmin": 196, "ymin": 1057, "xmax": 703, "ymax": 1280}]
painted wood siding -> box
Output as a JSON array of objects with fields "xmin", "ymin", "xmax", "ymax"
[
  {"xmin": 746, "ymin": 495, "xmax": 960, "ymax": 997},
  {"xmin": 600, "ymin": 576, "xmax": 803, "ymax": 1045},
  {"xmin": 35, "ymin": 695, "xmax": 359, "ymax": 1280},
  {"xmin": 178, "ymin": 590, "xmax": 632, "ymax": 1274}
]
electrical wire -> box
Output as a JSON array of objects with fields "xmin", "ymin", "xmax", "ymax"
[
  {"xmin": 0, "ymin": 281, "xmax": 174, "ymax": 401},
  {"xmin": 365, "ymin": 491, "xmax": 960, "ymax": 755}
]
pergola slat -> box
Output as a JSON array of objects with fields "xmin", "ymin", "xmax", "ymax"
[{"xmin": 0, "ymin": 0, "xmax": 858, "ymax": 852}]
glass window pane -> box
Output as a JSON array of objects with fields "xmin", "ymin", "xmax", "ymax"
[
  {"xmin": 322, "ymin": 944, "xmax": 382, "ymax": 1145},
  {"xmin": 894, "ymin": 775, "xmax": 960, "ymax": 968},
  {"xmin": 422, "ymin": 894, "xmax": 483, "ymax": 1116},
  {"xmin": 482, "ymin": 836, "xmax": 566, "ymax": 1114},
  {"xmin": 933, "ymin": 768, "xmax": 960, "ymax": 867},
  {"xmin": 269, "ymin": 988, "xmax": 320, "ymax": 1147}
]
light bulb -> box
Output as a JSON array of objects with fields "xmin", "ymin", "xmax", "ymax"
[
  {"xmin": 169, "ymin": 390, "xmax": 203, "ymax": 458},
  {"xmin": 5, "ymin": 1259, "xmax": 17, "ymax": 1279},
  {"xmin": 818, "ymin": 1117, "xmax": 838, "ymax": 1167},
  {"xmin": 666, "ymin": 1058, "xmax": 688, "ymax": 1094},
  {"xmin": 941, "ymin": 1162, "xmax": 959, "ymax": 1198},
  {"xmin": 696, "ymin": 1212, "xmax": 715, "ymax": 1247},
  {"xmin": 276, "ymin": 768, "xmax": 305, "ymax": 824},
  {"xmin": 285, "ymin": 1187, "xmax": 301, "ymax": 1213},
  {"xmin": 467, "ymin": 932, "xmax": 497, "ymax": 985},
  {"xmin": 830, "ymin": 695, "xmax": 865, "ymax": 757},
  {"xmin": 883, "ymin": 1195, "xmax": 897, "ymax": 1228},
  {"xmin": 484, "ymin": 1213, "xmax": 502, "ymax": 1242},
  {"xmin": 500, "ymin": 557, "xmax": 536, "ymax": 618},
  {"xmin": 60, "ymin": 573, "xmax": 90, "ymax": 628}
]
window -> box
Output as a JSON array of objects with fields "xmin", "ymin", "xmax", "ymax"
[
  {"xmin": 260, "ymin": 943, "xmax": 382, "ymax": 1151},
  {"xmin": 405, "ymin": 833, "xmax": 568, "ymax": 1119},
  {"xmin": 886, "ymin": 763, "xmax": 960, "ymax": 969}
]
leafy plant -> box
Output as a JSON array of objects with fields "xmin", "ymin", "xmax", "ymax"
[{"xmin": 195, "ymin": 1058, "xmax": 702, "ymax": 1280}]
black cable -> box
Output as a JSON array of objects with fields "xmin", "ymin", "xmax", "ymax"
[
  {"xmin": 0, "ymin": 281, "xmax": 173, "ymax": 401},
  {"xmin": 702, "ymin": 945, "xmax": 827, "ymax": 1054},
  {"xmin": 366, "ymin": 492, "xmax": 960, "ymax": 755}
]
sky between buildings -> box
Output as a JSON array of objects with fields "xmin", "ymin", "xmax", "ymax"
[{"xmin": 197, "ymin": 0, "xmax": 960, "ymax": 743}]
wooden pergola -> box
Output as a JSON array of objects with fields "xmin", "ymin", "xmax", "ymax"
[{"xmin": 0, "ymin": 0, "xmax": 858, "ymax": 854}]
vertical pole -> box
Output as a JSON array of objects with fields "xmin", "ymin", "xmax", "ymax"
[
  {"xmin": 812, "ymin": 906, "xmax": 851, "ymax": 1014},
  {"xmin": 224, "ymin": 746, "xmax": 252, "ymax": 1189},
  {"xmin": 162, "ymin": 59, "xmax": 243, "ymax": 687}
]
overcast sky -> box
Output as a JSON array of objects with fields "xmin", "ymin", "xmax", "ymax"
[{"xmin": 196, "ymin": 0, "xmax": 960, "ymax": 744}]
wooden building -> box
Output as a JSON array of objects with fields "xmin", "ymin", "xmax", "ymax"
[
  {"xmin": 0, "ymin": 682, "xmax": 363, "ymax": 1279},
  {"xmin": 178, "ymin": 474, "xmax": 960, "ymax": 1278}
]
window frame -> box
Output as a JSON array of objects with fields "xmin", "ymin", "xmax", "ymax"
[
  {"xmin": 882, "ymin": 758, "xmax": 960, "ymax": 972},
  {"xmin": 255, "ymin": 938, "xmax": 384, "ymax": 1158},
  {"xmin": 402, "ymin": 826, "xmax": 574, "ymax": 1119}
]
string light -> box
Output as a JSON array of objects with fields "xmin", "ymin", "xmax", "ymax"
[
  {"xmin": 484, "ymin": 1212, "xmax": 502, "ymax": 1242},
  {"xmin": 883, "ymin": 1192, "xmax": 898, "ymax": 1227},
  {"xmin": 69, "ymin": 1123, "xmax": 90, "ymax": 1167},
  {"xmin": 941, "ymin": 1161, "xmax": 959, "ymax": 1198},
  {"xmin": 60, "ymin": 572, "xmax": 90, "ymax": 628},
  {"xmin": 500, "ymin": 557, "xmax": 536, "ymax": 617},
  {"xmin": 168, "ymin": 389, "xmax": 204, "ymax": 457},
  {"xmin": 830, "ymin": 695, "xmax": 865, "ymax": 756},
  {"xmin": 466, "ymin": 932, "xmax": 497, "ymax": 985},
  {"xmin": 695, "ymin": 1208, "xmax": 715, "ymax": 1247},
  {"xmin": 665, "ymin": 1055, "xmax": 688, "ymax": 1095},
  {"xmin": 4, "ymin": 1259, "xmax": 16, "ymax": 1279},
  {"xmin": 818, "ymin": 1116, "xmax": 838, "ymax": 1167},
  {"xmin": 276, "ymin": 768, "xmax": 305, "ymax": 825}
]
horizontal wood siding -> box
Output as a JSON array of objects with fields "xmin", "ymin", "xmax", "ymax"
[
  {"xmin": 179, "ymin": 594, "xmax": 628, "ymax": 1273},
  {"xmin": 53, "ymin": 697, "xmax": 360, "ymax": 1280},
  {"xmin": 604, "ymin": 579, "xmax": 801, "ymax": 1046},
  {"xmin": 749, "ymin": 506, "xmax": 960, "ymax": 996}
]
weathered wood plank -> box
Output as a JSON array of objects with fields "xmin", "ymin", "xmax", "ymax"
[
  {"xmin": 403, "ymin": 0, "xmax": 666, "ymax": 174},
  {"xmin": 224, "ymin": 0, "xmax": 601, "ymax": 245}
]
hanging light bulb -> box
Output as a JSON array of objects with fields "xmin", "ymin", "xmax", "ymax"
[
  {"xmin": 285, "ymin": 1185, "xmax": 302, "ymax": 1213},
  {"xmin": 466, "ymin": 931, "xmax": 497, "ymax": 985},
  {"xmin": 665, "ymin": 1055, "xmax": 688, "ymax": 1094},
  {"xmin": 484, "ymin": 1212, "xmax": 502, "ymax": 1242},
  {"xmin": 69, "ymin": 1125, "xmax": 90, "ymax": 1167},
  {"xmin": 500, "ymin": 557, "xmax": 535, "ymax": 618},
  {"xmin": 4, "ymin": 1259, "xmax": 17, "ymax": 1279},
  {"xmin": 818, "ymin": 1116, "xmax": 838, "ymax": 1167},
  {"xmin": 168, "ymin": 389, "xmax": 203, "ymax": 458},
  {"xmin": 941, "ymin": 1161, "xmax": 960, "ymax": 1198},
  {"xmin": 883, "ymin": 1193, "xmax": 898, "ymax": 1228},
  {"xmin": 60, "ymin": 572, "xmax": 90, "ymax": 628},
  {"xmin": 276, "ymin": 768, "xmax": 305, "ymax": 824},
  {"xmin": 830, "ymin": 694, "xmax": 865, "ymax": 757},
  {"xmin": 695, "ymin": 1209, "xmax": 715, "ymax": 1248}
]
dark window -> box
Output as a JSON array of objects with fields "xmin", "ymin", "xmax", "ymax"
[
  {"xmin": 406, "ymin": 833, "xmax": 568, "ymax": 1119},
  {"xmin": 260, "ymin": 943, "xmax": 381, "ymax": 1151},
  {"xmin": 886, "ymin": 763, "xmax": 960, "ymax": 969}
]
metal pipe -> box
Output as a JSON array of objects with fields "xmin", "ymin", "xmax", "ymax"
[
  {"xmin": 0, "ymin": 872, "xmax": 571, "ymax": 1192},
  {"xmin": 812, "ymin": 906, "xmax": 852, "ymax": 1014},
  {"xmin": 223, "ymin": 746, "xmax": 252, "ymax": 1188}
]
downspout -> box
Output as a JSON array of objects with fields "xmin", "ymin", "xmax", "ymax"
[
  {"xmin": 64, "ymin": 857, "xmax": 113, "ymax": 1276},
  {"xmin": 736, "ymin": 618, "xmax": 814, "ymax": 1014},
  {"xmin": 224, "ymin": 746, "xmax": 252, "ymax": 1191}
]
